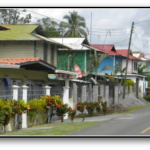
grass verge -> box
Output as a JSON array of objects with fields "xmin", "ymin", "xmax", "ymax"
[
  {"xmin": 76, "ymin": 105, "xmax": 150, "ymax": 118},
  {"xmin": 0, "ymin": 121, "xmax": 103, "ymax": 136}
]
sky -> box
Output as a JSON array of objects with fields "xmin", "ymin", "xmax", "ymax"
[{"xmin": 20, "ymin": 8, "xmax": 150, "ymax": 55}]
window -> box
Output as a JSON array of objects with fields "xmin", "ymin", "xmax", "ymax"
[{"xmin": 134, "ymin": 62, "xmax": 137, "ymax": 71}]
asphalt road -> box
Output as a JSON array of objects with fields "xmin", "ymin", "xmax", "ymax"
[{"xmin": 68, "ymin": 106, "xmax": 150, "ymax": 136}]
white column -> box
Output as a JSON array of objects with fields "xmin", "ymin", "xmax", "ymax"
[
  {"xmin": 45, "ymin": 86, "xmax": 51, "ymax": 95},
  {"xmin": 12, "ymin": 85, "xmax": 19, "ymax": 100},
  {"xmin": 12, "ymin": 85, "xmax": 19, "ymax": 130},
  {"xmin": 63, "ymin": 79, "xmax": 70, "ymax": 119},
  {"xmin": 22, "ymin": 85, "xmax": 28, "ymax": 129}
]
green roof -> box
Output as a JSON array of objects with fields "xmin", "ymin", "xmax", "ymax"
[{"xmin": 0, "ymin": 24, "xmax": 40, "ymax": 40}]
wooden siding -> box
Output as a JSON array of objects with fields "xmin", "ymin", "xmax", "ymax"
[
  {"xmin": 0, "ymin": 41, "xmax": 34, "ymax": 58},
  {"xmin": 36, "ymin": 41, "xmax": 44, "ymax": 60}
]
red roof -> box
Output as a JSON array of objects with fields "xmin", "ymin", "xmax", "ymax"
[
  {"xmin": 116, "ymin": 50, "xmax": 141, "ymax": 60},
  {"xmin": 0, "ymin": 57, "xmax": 41, "ymax": 65},
  {"xmin": 90, "ymin": 44, "xmax": 120, "ymax": 55},
  {"xmin": 144, "ymin": 55, "xmax": 150, "ymax": 60}
]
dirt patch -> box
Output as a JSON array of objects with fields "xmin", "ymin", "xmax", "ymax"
[
  {"xmin": 107, "ymin": 104, "xmax": 129, "ymax": 114},
  {"xmin": 76, "ymin": 104, "xmax": 128, "ymax": 117}
]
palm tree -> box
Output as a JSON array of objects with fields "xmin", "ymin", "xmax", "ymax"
[
  {"xmin": 87, "ymin": 50, "xmax": 116, "ymax": 81},
  {"xmin": 60, "ymin": 11, "xmax": 87, "ymax": 37}
]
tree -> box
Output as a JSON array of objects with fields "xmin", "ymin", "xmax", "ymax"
[
  {"xmin": 87, "ymin": 50, "xmax": 116, "ymax": 81},
  {"xmin": 0, "ymin": 9, "xmax": 31, "ymax": 24},
  {"xmin": 60, "ymin": 11, "xmax": 87, "ymax": 37},
  {"xmin": 37, "ymin": 17, "xmax": 58, "ymax": 30},
  {"xmin": 44, "ymin": 27, "xmax": 63, "ymax": 37},
  {"xmin": 37, "ymin": 17, "xmax": 63, "ymax": 37},
  {"xmin": 138, "ymin": 63, "xmax": 148, "ymax": 74}
]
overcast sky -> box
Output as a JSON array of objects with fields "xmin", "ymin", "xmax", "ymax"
[{"xmin": 20, "ymin": 8, "xmax": 150, "ymax": 54}]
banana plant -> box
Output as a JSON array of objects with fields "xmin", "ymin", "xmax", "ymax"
[
  {"xmin": 104, "ymin": 62, "xmax": 126, "ymax": 81},
  {"xmin": 138, "ymin": 63, "xmax": 148, "ymax": 74}
]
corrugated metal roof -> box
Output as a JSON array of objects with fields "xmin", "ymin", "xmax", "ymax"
[
  {"xmin": 0, "ymin": 25, "xmax": 11, "ymax": 30},
  {"xmin": 133, "ymin": 53, "xmax": 141, "ymax": 58},
  {"xmin": 0, "ymin": 24, "xmax": 40, "ymax": 40},
  {"xmin": 33, "ymin": 34, "xmax": 72, "ymax": 49},
  {"xmin": 144, "ymin": 55, "xmax": 150, "ymax": 60},
  {"xmin": 49, "ymin": 37, "xmax": 89, "ymax": 50},
  {"xmin": 116, "ymin": 49, "xmax": 141, "ymax": 60},
  {"xmin": 90, "ymin": 44, "xmax": 120, "ymax": 55},
  {"xmin": 133, "ymin": 53, "xmax": 148, "ymax": 61},
  {"xmin": 90, "ymin": 44, "xmax": 114, "ymax": 53},
  {"xmin": 82, "ymin": 44, "xmax": 105, "ymax": 53}
]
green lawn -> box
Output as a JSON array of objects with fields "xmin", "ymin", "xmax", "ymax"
[{"xmin": 0, "ymin": 121, "xmax": 103, "ymax": 136}]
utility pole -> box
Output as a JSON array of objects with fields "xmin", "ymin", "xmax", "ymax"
[{"xmin": 123, "ymin": 22, "xmax": 134, "ymax": 99}]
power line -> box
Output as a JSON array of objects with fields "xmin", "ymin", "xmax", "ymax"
[
  {"xmin": 134, "ymin": 30, "xmax": 150, "ymax": 44},
  {"xmin": 18, "ymin": 9, "xmax": 132, "ymax": 33},
  {"xmin": 135, "ymin": 20, "xmax": 150, "ymax": 25},
  {"xmin": 90, "ymin": 33, "xmax": 129, "ymax": 37},
  {"xmin": 19, "ymin": 9, "xmax": 67, "ymax": 24}
]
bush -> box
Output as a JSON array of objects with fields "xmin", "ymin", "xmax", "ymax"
[
  {"xmin": 95, "ymin": 101, "xmax": 101, "ymax": 114},
  {"xmin": 121, "ymin": 80, "xmax": 134, "ymax": 92},
  {"xmin": 27, "ymin": 99, "xmax": 47, "ymax": 126},
  {"xmin": 76, "ymin": 102, "xmax": 85, "ymax": 114},
  {"xmin": 68, "ymin": 107, "xmax": 77, "ymax": 122},
  {"xmin": 144, "ymin": 95, "xmax": 150, "ymax": 102},
  {"xmin": 101, "ymin": 101, "xmax": 107, "ymax": 115},
  {"xmin": 85, "ymin": 102, "xmax": 95, "ymax": 116},
  {"xmin": 56, "ymin": 103, "xmax": 68, "ymax": 122}
]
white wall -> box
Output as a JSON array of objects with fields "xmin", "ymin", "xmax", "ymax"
[{"xmin": 122, "ymin": 59, "xmax": 133, "ymax": 73}]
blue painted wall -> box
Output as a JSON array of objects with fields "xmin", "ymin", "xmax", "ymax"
[{"xmin": 98, "ymin": 55, "xmax": 123, "ymax": 73}]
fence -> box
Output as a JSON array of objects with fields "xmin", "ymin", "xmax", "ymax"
[
  {"xmin": 0, "ymin": 87, "xmax": 13, "ymax": 100},
  {"xmin": 73, "ymin": 82, "xmax": 137, "ymax": 109}
]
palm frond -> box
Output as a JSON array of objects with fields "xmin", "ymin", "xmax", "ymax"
[{"xmin": 100, "ymin": 65, "xmax": 116, "ymax": 72}]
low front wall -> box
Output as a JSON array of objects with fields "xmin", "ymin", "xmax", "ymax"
[{"xmin": 0, "ymin": 108, "xmax": 61, "ymax": 134}]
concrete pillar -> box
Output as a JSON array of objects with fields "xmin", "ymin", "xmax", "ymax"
[
  {"xmin": 88, "ymin": 83, "xmax": 92, "ymax": 102},
  {"xmin": 100, "ymin": 85, "xmax": 105, "ymax": 101},
  {"xmin": 73, "ymin": 83, "xmax": 77, "ymax": 109},
  {"xmin": 119, "ymin": 86, "xmax": 122, "ymax": 101},
  {"xmin": 44, "ymin": 85, "xmax": 51, "ymax": 95},
  {"xmin": 130, "ymin": 86, "xmax": 132, "ymax": 95},
  {"xmin": 63, "ymin": 79, "xmax": 69, "ymax": 119},
  {"xmin": 105, "ymin": 86, "xmax": 109, "ymax": 107},
  {"xmin": 81, "ymin": 85, "xmax": 86, "ymax": 102},
  {"xmin": 93, "ymin": 86, "xmax": 98, "ymax": 102},
  {"xmin": 114, "ymin": 86, "xmax": 118, "ymax": 104},
  {"xmin": 22, "ymin": 85, "xmax": 28, "ymax": 129}
]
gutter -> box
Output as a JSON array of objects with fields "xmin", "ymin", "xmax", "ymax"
[
  {"xmin": 0, "ymin": 64, "xmax": 20, "ymax": 69},
  {"xmin": 55, "ymin": 69, "xmax": 78, "ymax": 75}
]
